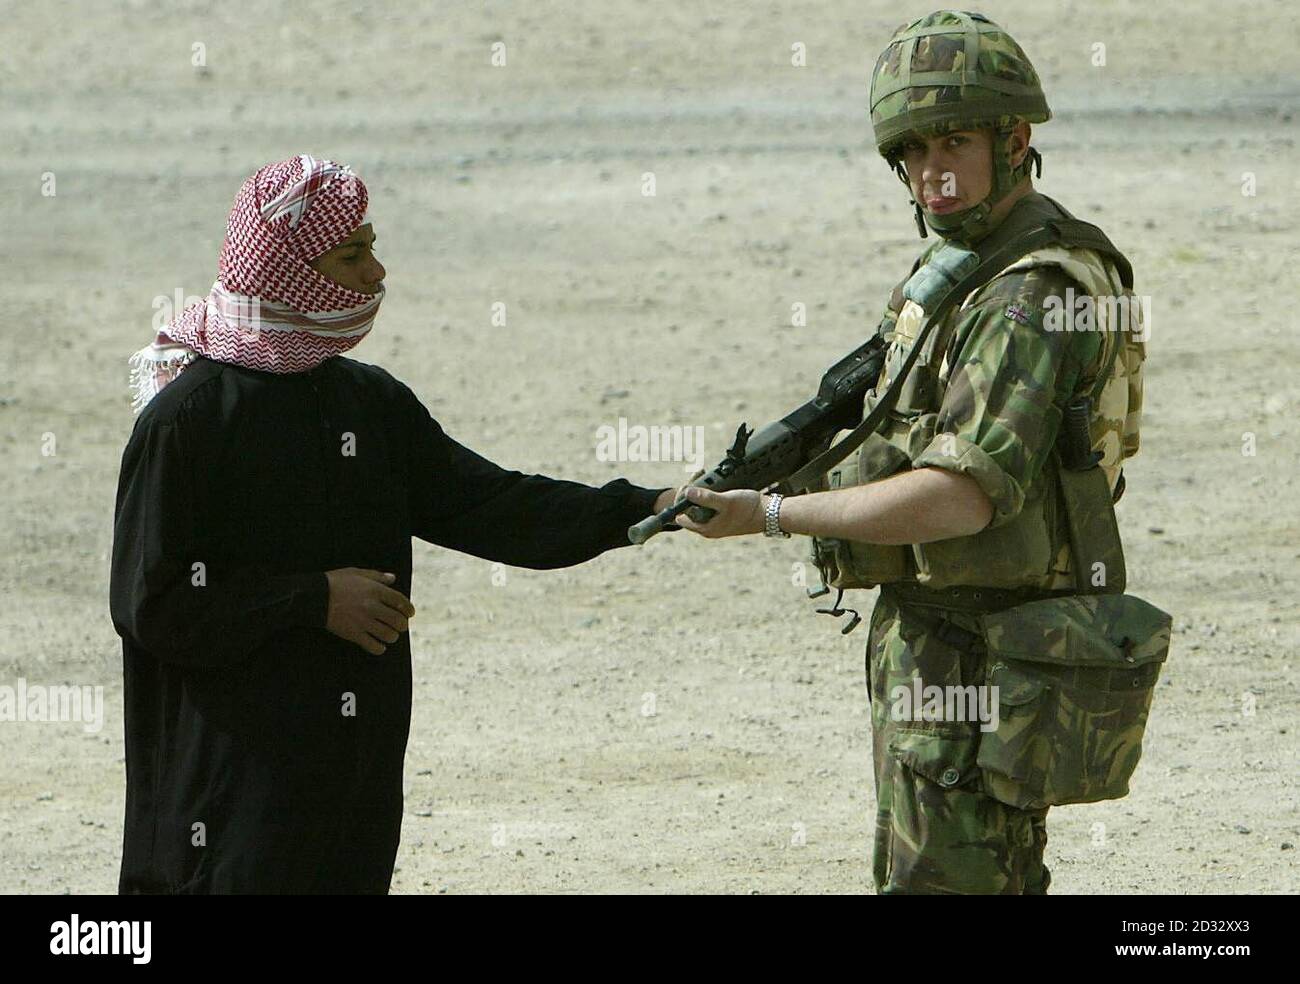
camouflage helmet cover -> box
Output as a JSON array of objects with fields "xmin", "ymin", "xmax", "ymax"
[{"xmin": 870, "ymin": 10, "xmax": 1051, "ymax": 159}]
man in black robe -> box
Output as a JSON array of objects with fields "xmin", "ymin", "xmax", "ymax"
[{"xmin": 111, "ymin": 155, "xmax": 677, "ymax": 893}]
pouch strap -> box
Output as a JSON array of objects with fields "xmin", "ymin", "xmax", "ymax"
[{"xmin": 1055, "ymin": 456, "xmax": 1128, "ymax": 595}]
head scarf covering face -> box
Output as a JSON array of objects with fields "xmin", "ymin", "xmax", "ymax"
[{"xmin": 128, "ymin": 154, "xmax": 384, "ymax": 414}]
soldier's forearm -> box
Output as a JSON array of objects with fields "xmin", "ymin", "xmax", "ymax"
[{"xmin": 777, "ymin": 468, "xmax": 994, "ymax": 544}]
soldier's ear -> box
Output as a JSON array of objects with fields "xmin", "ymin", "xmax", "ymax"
[{"xmin": 1008, "ymin": 122, "xmax": 1032, "ymax": 169}]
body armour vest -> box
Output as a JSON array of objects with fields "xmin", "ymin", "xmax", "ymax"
[{"xmin": 809, "ymin": 191, "xmax": 1146, "ymax": 594}]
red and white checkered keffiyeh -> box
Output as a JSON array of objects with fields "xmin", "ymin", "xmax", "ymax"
[{"xmin": 129, "ymin": 154, "xmax": 384, "ymax": 414}]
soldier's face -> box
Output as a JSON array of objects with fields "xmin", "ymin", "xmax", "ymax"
[
  {"xmin": 899, "ymin": 129, "xmax": 996, "ymax": 215},
  {"xmin": 308, "ymin": 223, "xmax": 386, "ymax": 295}
]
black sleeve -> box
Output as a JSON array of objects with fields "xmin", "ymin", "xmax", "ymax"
[
  {"xmin": 109, "ymin": 411, "xmax": 329, "ymax": 668},
  {"xmin": 399, "ymin": 384, "xmax": 670, "ymax": 568}
]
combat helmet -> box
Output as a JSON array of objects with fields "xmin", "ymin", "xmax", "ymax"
[{"xmin": 870, "ymin": 10, "xmax": 1051, "ymax": 244}]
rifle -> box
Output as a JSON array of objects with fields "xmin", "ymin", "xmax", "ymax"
[
  {"xmin": 628, "ymin": 334, "xmax": 889, "ymax": 545},
  {"xmin": 628, "ymin": 207, "xmax": 1134, "ymax": 565}
]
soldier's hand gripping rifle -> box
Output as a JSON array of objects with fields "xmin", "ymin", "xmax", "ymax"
[{"xmin": 628, "ymin": 334, "xmax": 889, "ymax": 545}]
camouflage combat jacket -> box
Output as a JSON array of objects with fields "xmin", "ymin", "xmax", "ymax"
[{"xmin": 810, "ymin": 192, "xmax": 1147, "ymax": 592}]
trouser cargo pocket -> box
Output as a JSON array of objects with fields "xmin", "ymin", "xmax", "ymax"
[{"xmin": 889, "ymin": 728, "xmax": 980, "ymax": 790}]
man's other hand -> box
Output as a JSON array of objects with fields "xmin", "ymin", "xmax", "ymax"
[{"xmin": 324, "ymin": 567, "xmax": 416, "ymax": 655}]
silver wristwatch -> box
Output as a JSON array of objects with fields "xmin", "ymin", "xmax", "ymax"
[{"xmin": 764, "ymin": 493, "xmax": 790, "ymax": 538}]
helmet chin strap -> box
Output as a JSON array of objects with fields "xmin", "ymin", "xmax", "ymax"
[
  {"xmin": 890, "ymin": 159, "xmax": 929, "ymax": 239},
  {"xmin": 893, "ymin": 126, "xmax": 1043, "ymax": 246}
]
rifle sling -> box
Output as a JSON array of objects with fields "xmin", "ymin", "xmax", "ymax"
[{"xmin": 786, "ymin": 212, "xmax": 1111, "ymax": 494}]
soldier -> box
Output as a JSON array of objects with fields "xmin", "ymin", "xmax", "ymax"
[{"xmin": 672, "ymin": 10, "xmax": 1157, "ymax": 894}]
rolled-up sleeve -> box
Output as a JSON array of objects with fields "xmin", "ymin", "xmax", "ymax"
[{"xmin": 911, "ymin": 267, "xmax": 1101, "ymax": 529}]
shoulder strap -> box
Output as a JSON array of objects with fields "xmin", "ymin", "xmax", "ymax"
[
  {"xmin": 1032, "ymin": 194, "xmax": 1134, "ymax": 289},
  {"xmin": 786, "ymin": 197, "xmax": 1134, "ymax": 494},
  {"xmin": 1035, "ymin": 196, "xmax": 1133, "ymax": 403},
  {"xmin": 786, "ymin": 214, "xmax": 1063, "ymax": 493}
]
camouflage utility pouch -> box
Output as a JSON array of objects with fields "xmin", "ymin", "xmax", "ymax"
[{"xmin": 975, "ymin": 593, "xmax": 1172, "ymax": 810}]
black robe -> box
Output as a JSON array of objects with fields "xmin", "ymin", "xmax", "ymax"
[{"xmin": 109, "ymin": 354, "xmax": 667, "ymax": 893}]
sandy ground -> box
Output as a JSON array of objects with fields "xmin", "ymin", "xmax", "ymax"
[{"xmin": 1, "ymin": 0, "xmax": 1297, "ymax": 894}]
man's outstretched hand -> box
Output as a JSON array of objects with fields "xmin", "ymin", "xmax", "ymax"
[
  {"xmin": 652, "ymin": 486, "xmax": 683, "ymax": 513},
  {"xmin": 324, "ymin": 567, "xmax": 416, "ymax": 655}
]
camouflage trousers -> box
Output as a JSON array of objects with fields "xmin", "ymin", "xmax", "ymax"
[{"xmin": 866, "ymin": 590, "xmax": 1052, "ymax": 894}]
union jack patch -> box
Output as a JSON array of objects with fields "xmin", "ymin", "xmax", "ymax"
[{"xmin": 1004, "ymin": 302, "xmax": 1034, "ymax": 326}]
